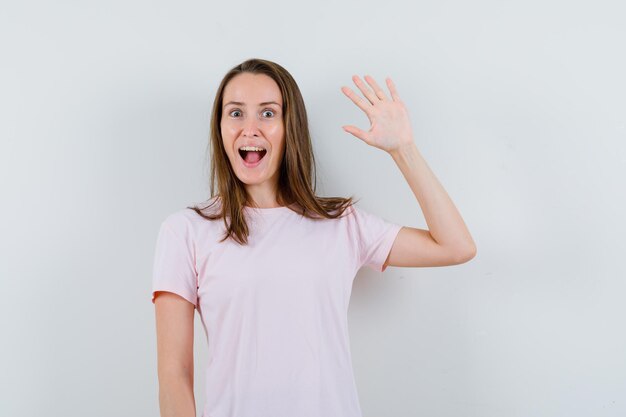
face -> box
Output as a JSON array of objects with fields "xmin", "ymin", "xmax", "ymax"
[{"xmin": 221, "ymin": 72, "xmax": 285, "ymax": 192}]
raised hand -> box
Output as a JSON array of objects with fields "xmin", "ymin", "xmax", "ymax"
[{"xmin": 341, "ymin": 75, "xmax": 415, "ymax": 154}]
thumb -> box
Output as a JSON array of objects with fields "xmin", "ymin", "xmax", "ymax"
[{"xmin": 341, "ymin": 125, "xmax": 368, "ymax": 143}]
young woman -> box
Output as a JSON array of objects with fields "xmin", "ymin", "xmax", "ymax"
[{"xmin": 151, "ymin": 58, "xmax": 476, "ymax": 417}]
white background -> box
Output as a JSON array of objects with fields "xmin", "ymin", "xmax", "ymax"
[{"xmin": 1, "ymin": 1, "xmax": 625, "ymax": 416}]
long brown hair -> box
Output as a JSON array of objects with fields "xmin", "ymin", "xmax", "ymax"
[{"xmin": 187, "ymin": 58, "xmax": 358, "ymax": 245}]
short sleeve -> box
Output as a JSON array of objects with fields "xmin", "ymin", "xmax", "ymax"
[
  {"xmin": 351, "ymin": 205, "xmax": 403, "ymax": 272},
  {"xmin": 151, "ymin": 214, "xmax": 198, "ymax": 308}
]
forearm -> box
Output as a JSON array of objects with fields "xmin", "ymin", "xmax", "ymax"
[
  {"xmin": 158, "ymin": 374, "xmax": 196, "ymax": 417},
  {"xmin": 389, "ymin": 141, "xmax": 476, "ymax": 254}
]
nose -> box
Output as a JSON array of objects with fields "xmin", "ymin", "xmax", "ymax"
[{"xmin": 242, "ymin": 116, "xmax": 261, "ymax": 138}]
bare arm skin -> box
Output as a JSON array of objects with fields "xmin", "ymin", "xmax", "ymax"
[
  {"xmin": 154, "ymin": 291, "xmax": 197, "ymax": 417},
  {"xmin": 341, "ymin": 74, "xmax": 476, "ymax": 269},
  {"xmin": 385, "ymin": 142, "xmax": 477, "ymax": 269}
]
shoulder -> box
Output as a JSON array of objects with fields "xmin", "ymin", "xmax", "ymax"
[
  {"xmin": 343, "ymin": 202, "xmax": 399, "ymax": 235},
  {"xmin": 161, "ymin": 207, "xmax": 195, "ymax": 226},
  {"xmin": 158, "ymin": 209, "xmax": 191, "ymax": 238},
  {"xmin": 160, "ymin": 204, "xmax": 214, "ymax": 238},
  {"xmin": 341, "ymin": 202, "xmax": 371, "ymax": 223}
]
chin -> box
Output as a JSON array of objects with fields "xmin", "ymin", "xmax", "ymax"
[
  {"xmin": 235, "ymin": 171, "xmax": 267, "ymax": 185},
  {"xmin": 238, "ymin": 177, "xmax": 263, "ymax": 185}
]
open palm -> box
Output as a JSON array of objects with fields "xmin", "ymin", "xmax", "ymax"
[{"xmin": 341, "ymin": 75, "xmax": 414, "ymax": 153}]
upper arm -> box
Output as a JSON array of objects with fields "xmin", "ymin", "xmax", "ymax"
[
  {"xmin": 154, "ymin": 291, "xmax": 195, "ymax": 379},
  {"xmin": 384, "ymin": 226, "xmax": 477, "ymax": 268}
]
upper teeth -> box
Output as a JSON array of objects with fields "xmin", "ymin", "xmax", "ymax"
[{"xmin": 239, "ymin": 146, "xmax": 265, "ymax": 151}]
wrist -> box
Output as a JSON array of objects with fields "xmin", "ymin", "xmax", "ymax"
[{"xmin": 389, "ymin": 141, "xmax": 419, "ymax": 160}]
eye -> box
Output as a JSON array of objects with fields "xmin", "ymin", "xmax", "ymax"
[
  {"xmin": 229, "ymin": 109, "xmax": 242, "ymax": 117},
  {"xmin": 262, "ymin": 109, "xmax": 275, "ymax": 118}
]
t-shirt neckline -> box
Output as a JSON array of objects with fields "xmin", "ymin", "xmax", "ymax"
[{"xmin": 243, "ymin": 205, "xmax": 295, "ymax": 215}]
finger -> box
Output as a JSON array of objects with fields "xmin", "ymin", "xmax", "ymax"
[
  {"xmin": 341, "ymin": 86, "xmax": 372, "ymax": 115},
  {"xmin": 342, "ymin": 125, "xmax": 370, "ymax": 143},
  {"xmin": 386, "ymin": 77, "xmax": 401, "ymax": 102},
  {"xmin": 364, "ymin": 75, "xmax": 389, "ymax": 101},
  {"xmin": 352, "ymin": 75, "xmax": 379, "ymax": 105}
]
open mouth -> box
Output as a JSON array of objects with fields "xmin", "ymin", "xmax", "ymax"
[{"xmin": 238, "ymin": 148, "xmax": 268, "ymax": 167}]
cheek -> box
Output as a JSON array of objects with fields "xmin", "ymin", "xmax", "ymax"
[
  {"xmin": 221, "ymin": 123, "xmax": 235, "ymax": 139},
  {"xmin": 220, "ymin": 137, "xmax": 235, "ymax": 158},
  {"xmin": 266, "ymin": 122, "xmax": 284, "ymax": 140},
  {"xmin": 221, "ymin": 123, "xmax": 234, "ymax": 137},
  {"xmin": 221, "ymin": 117, "xmax": 238, "ymax": 132}
]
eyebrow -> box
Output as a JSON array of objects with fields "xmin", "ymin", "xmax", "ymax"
[{"xmin": 223, "ymin": 101, "xmax": 281, "ymax": 108}]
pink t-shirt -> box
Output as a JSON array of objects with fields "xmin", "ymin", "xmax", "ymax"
[{"xmin": 151, "ymin": 198, "xmax": 402, "ymax": 417}]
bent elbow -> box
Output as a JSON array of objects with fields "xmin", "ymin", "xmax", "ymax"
[{"xmin": 455, "ymin": 245, "xmax": 477, "ymax": 264}]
